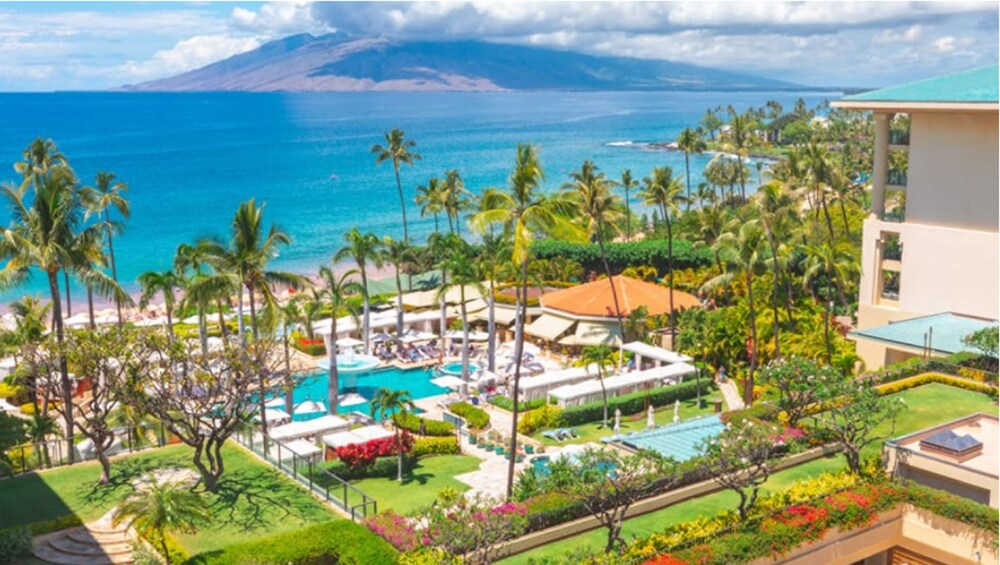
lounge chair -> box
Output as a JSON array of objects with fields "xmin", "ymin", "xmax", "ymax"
[
  {"xmin": 541, "ymin": 430, "xmax": 563, "ymax": 442},
  {"xmin": 556, "ymin": 427, "xmax": 578, "ymax": 439}
]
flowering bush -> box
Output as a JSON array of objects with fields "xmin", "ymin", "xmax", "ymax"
[
  {"xmin": 413, "ymin": 492, "xmax": 529, "ymax": 563},
  {"xmin": 365, "ymin": 511, "xmax": 419, "ymax": 552},
  {"xmin": 335, "ymin": 432, "xmax": 413, "ymax": 468}
]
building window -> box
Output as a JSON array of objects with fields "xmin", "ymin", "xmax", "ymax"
[
  {"xmin": 881, "ymin": 270, "xmax": 900, "ymax": 301},
  {"xmin": 882, "ymin": 232, "xmax": 902, "ymax": 261}
]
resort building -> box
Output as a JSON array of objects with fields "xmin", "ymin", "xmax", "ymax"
[
  {"xmin": 884, "ymin": 413, "xmax": 998, "ymax": 508},
  {"xmin": 833, "ymin": 66, "xmax": 1000, "ymax": 369}
]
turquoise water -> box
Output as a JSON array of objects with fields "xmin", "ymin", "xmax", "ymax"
[
  {"xmin": 0, "ymin": 90, "xmax": 834, "ymax": 300},
  {"xmin": 288, "ymin": 365, "xmax": 446, "ymax": 419},
  {"xmin": 441, "ymin": 361, "xmax": 479, "ymax": 375}
]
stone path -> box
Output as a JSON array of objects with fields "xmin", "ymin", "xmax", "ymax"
[
  {"xmin": 717, "ymin": 379, "xmax": 745, "ymax": 411},
  {"xmin": 33, "ymin": 510, "xmax": 134, "ymax": 565}
]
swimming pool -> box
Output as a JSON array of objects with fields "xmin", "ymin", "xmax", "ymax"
[
  {"xmin": 282, "ymin": 366, "xmax": 448, "ymax": 419},
  {"xmin": 440, "ymin": 361, "xmax": 480, "ymax": 376}
]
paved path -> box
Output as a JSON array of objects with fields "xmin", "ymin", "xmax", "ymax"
[{"xmin": 717, "ymin": 379, "xmax": 745, "ymax": 411}]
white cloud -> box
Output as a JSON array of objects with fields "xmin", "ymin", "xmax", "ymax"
[
  {"xmin": 118, "ymin": 34, "xmax": 263, "ymax": 79},
  {"xmin": 873, "ymin": 25, "xmax": 923, "ymax": 44},
  {"xmin": 231, "ymin": 2, "xmax": 330, "ymax": 36}
]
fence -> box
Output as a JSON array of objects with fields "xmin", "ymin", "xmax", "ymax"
[
  {"xmin": 2, "ymin": 422, "xmax": 177, "ymax": 477},
  {"xmin": 233, "ymin": 424, "xmax": 377, "ymax": 521}
]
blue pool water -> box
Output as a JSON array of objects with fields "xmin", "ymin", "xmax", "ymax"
[
  {"xmin": 286, "ymin": 366, "xmax": 447, "ymax": 419},
  {"xmin": 441, "ymin": 361, "xmax": 480, "ymax": 375}
]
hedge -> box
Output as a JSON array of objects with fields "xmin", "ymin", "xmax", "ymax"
[
  {"xmin": 447, "ymin": 402, "xmax": 490, "ymax": 430},
  {"xmin": 489, "ymin": 396, "xmax": 548, "ymax": 412},
  {"xmin": 531, "ymin": 238, "xmax": 713, "ymax": 274},
  {"xmin": 321, "ymin": 455, "xmax": 415, "ymax": 481},
  {"xmin": 393, "ymin": 412, "xmax": 455, "ymax": 437},
  {"xmin": 560, "ymin": 380, "xmax": 716, "ymax": 426},
  {"xmin": 0, "ymin": 527, "xmax": 31, "ymax": 565},
  {"xmin": 412, "ymin": 437, "xmax": 460, "ymax": 457},
  {"xmin": 184, "ymin": 520, "xmax": 398, "ymax": 565},
  {"xmin": 876, "ymin": 372, "xmax": 998, "ymax": 397}
]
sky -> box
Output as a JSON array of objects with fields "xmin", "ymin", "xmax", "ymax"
[{"xmin": 0, "ymin": 1, "xmax": 997, "ymax": 91}]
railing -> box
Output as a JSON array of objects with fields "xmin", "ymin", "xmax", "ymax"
[
  {"xmin": 889, "ymin": 129, "xmax": 910, "ymax": 146},
  {"xmin": 887, "ymin": 169, "xmax": 908, "ymax": 186},
  {"xmin": 2, "ymin": 422, "xmax": 175, "ymax": 477},
  {"xmin": 233, "ymin": 424, "xmax": 377, "ymax": 521}
]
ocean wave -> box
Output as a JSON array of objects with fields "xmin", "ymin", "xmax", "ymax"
[{"xmin": 606, "ymin": 140, "xmax": 649, "ymax": 148}]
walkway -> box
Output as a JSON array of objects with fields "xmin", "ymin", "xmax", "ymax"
[
  {"xmin": 33, "ymin": 510, "xmax": 134, "ymax": 565},
  {"xmin": 717, "ymin": 379, "xmax": 745, "ymax": 410}
]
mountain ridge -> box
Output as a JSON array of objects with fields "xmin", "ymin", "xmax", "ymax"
[{"xmin": 120, "ymin": 34, "xmax": 803, "ymax": 92}]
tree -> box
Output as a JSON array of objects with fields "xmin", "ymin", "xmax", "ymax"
[
  {"xmin": 82, "ymin": 171, "xmax": 129, "ymax": 324},
  {"xmin": 617, "ymin": 169, "xmax": 638, "ymax": 242},
  {"xmin": 137, "ymin": 271, "xmax": 181, "ymax": 342},
  {"xmin": 700, "ymin": 109, "xmax": 723, "ymax": 141},
  {"xmin": 624, "ymin": 305, "xmax": 653, "ymax": 344},
  {"xmin": 369, "ymin": 387, "xmax": 416, "ymax": 482},
  {"xmin": 700, "ymin": 418, "xmax": 781, "ymax": 519},
  {"xmin": 275, "ymin": 301, "xmax": 300, "ymax": 415},
  {"xmin": 756, "ymin": 356, "xmax": 839, "ymax": 428},
  {"xmin": 317, "ymin": 266, "xmax": 362, "ymax": 415},
  {"xmin": 471, "ymin": 144, "xmax": 582, "ymax": 499},
  {"xmin": 962, "ymin": 326, "xmax": 999, "ymax": 366},
  {"xmin": 372, "ymin": 128, "xmax": 422, "ymax": 242},
  {"xmin": 640, "ymin": 166, "xmax": 686, "ymax": 338},
  {"xmin": 475, "ymin": 232, "xmax": 509, "ymax": 373},
  {"xmin": 174, "ymin": 242, "xmax": 214, "ymax": 356},
  {"xmin": 25, "ymin": 412, "xmax": 59, "ymax": 469},
  {"xmin": 382, "ymin": 236, "xmax": 413, "ymax": 339},
  {"xmin": 551, "ymin": 448, "xmax": 676, "ymax": 552},
  {"xmin": 819, "ymin": 379, "xmax": 905, "ymax": 474},
  {"xmin": 755, "ymin": 181, "xmax": 798, "ymax": 354},
  {"xmin": 578, "ymin": 346, "xmax": 615, "ymax": 427},
  {"xmin": 439, "ymin": 241, "xmax": 485, "ymax": 386},
  {"xmin": 703, "ymin": 220, "xmax": 769, "ymax": 406},
  {"xmin": 415, "ymin": 177, "xmax": 446, "ymax": 234},
  {"xmin": 676, "ymin": 128, "xmax": 707, "ymax": 209},
  {"xmin": 801, "ymin": 143, "xmax": 842, "ymax": 241},
  {"xmin": 442, "ymin": 169, "xmax": 471, "ymax": 235},
  {"xmin": 113, "ymin": 481, "xmax": 209, "ymax": 565},
  {"xmin": 128, "ymin": 335, "xmax": 280, "ymax": 492},
  {"xmin": 334, "ymin": 228, "xmax": 383, "ymax": 354},
  {"xmin": 0, "ymin": 413, "xmax": 27, "ymax": 476},
  {"xmin": 801, "ymin": 240, "xmax": 859, "ymax": 363},
  {"xmin": 417, "ymin": 491, "xmax": 528, "ymax": 564},
  {"xmin": 691, "ymin": 205, "xmax": 735, "ymax": 276}
]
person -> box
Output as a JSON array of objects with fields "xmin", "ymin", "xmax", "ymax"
[
  {"xmin": 419, "ymin": 419, "xmax": 427, "ymax": 436},
  {"xmin": 718, "ymin": 365, "xmax": 727, "ymax": 383}
]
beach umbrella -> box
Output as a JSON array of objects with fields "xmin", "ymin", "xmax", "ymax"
[
  {"xmin": 63, "ymin": 313, "xmax": 90, "ymax": 328},
  {"xmin": 336, "ymin": 337, "xmax": 364, "ymax": 348},
  {"xmin": 431, "ymin": 376, "xmax": 466, "ymax": 389},
  {"xmin": 133, "ymin": 317, "xmax": 167, "ymax": 328},
  {"xmin": 181, "ymin": 314, "xmax": 202, "ymax": 325},
  {"xmin": 371, "ymin": 332, "xmax": 393, "ymax": 343},
  {"xmin": 264, "ymin": 397, "xmax": 287, "ymax": 409},
  {"xmin": 293, "ymin": 400, "xmax": 326, "ymax": 416},
  {"xmin": 613, "ymin": 408, "xmax": 622, "ymax": 435},
  {"xmin": 673, "ymin": 399, "xmax": 681, "ymax": 423},
  {"xmin": 338, "ymin": 392, "xmax": 367, "ymax": 407},
  {"xmin": 647, "ymin": 405, "xmax": 656, "ymax": 430}
]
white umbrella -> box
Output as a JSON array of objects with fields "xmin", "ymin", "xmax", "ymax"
[
  {"xmin": 647, "ymin": 405, "xmax": 656, "ymax": 430},
  {"xmin": 673, "ymin": 399, "xmax": 681, "ymax": 423},
  {"xmin": 336, "ymin": 337, "xmax": 364, "ymax": 348},
  {"xmin": 294, "ymin": 400, "xmax": 326, "ymax": 416},
  {"xmin": 371, "ymin": 332, "xmax": 394, "ymax": 343},
  {"xmin": 444, "ymin": 329, "xmax": 489, "ymax": 341},
  {"xmin": 94, "ymin": 313, "xmax": 118, "ymax": 326},
  {"xmin": 64, "ymin": 313, "xmax": 90, "ymax": 327},
  {"xmin": 207, "ymin": 337, "xmax": 225, "ymax": 352},
  {"xmin": 431, "ymin": 376, "xmax": 466, "ymax": 389},
  {"xmin": 338, "ymin": 392, "xmax": 367, "ymax": 407},
  {"xmin": 133, "ymin": 317, "xmax": 167, "ymax": 328},
  {"xmin": 613, "ymin": 408, "xmax": 622, "ymax": 435},
  {"xmin": 265, "ymin": 397, "xmax": 287, "ymax": 409},
  {"xmin": 181, "ymin": 314, "xmax": 202, "ymax": 325}
]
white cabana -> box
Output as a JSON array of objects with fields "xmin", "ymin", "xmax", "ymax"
[
  {"xmin": 265, "ymin": 397, "xmax": 287, "ymax": 409},
  {"xmin": 255, "ymin": 408, "xmax": 292, "ymax": 426},
  {"xmin": 276, "ymin": 439, "xmax": 322, "ymax": 462},
  {"xmin": 133, "ymin": 317, "xmax": 168, "ymax": 328},
  {"xmin": 622, "ymin": 341, "xmax": 693, "ymax": 367},
  {"xmin": 397, "ymin": 328, "xmax": 436, "ymax": 343},
  {"xmin": 336, "ymin": 337, "xmax": 364, "ymax": 348},
  {"xmin": 270, "ymin": 415, "xmax": 350, "ymax": 441},
  {"xmin": 293, "ymin": 400, "xmax": 326, "ymax": 416},
  {"xmin": 337, "ymin": 392, "xmax": 367, "ymax": 407},
  {"xmin": 558, "ymin": 321, "xmax": 622, "ymax": 347},
  {"xmin": 181, "ymin": 314, "xmax": 202, "ymax": 325},
  {"xmin": 516, "ymin": 366, "xmax": 596, "ymax": 402},
  {"xmin": 403, "ymin": 285, "xmax": 483, "ymax": 309},
  {"xmin": 548, "ymin": 363, "xmax": 697, "ymax": 407},
  {"xmin": 471, "ymin": 306, "xmax": 516, "ymax": 326},
  {"xmin": 443, "ymin": 329, "xmax": 489, "ymax": 341},
  {"xmin": 63, "ymin": 313, "xmax": 91, "ymax": 328},
  {"xmin": 500, "ymin": 341, "xmax": 540, "ymax": 356},
  {"xmin": 525, "ymin": 315, "xmax": 575, "ymax": 342},
  {"xmin": 321, "ymin": 424, "xmax": 394, "ymax": 449},
  {"xmin": 431, "ymin": 375, "xmax": 466, "ymax": 389}
]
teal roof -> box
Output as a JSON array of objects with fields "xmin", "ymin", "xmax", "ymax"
[
  {"xmin": 606, "ymin": 414, "xmax": 724, "ymax": 462},
  {"xmin": 849, "ymin": 312, "xmax": 998, "ymax": 355},
  {"xmin": 844, "ymin": 65, "xmax": 998, "ymax": 104}
]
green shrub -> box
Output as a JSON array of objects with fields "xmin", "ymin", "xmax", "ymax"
[
  {"xmin": 393, "ymin": 412, "xmax": 454, "ymax": 437},
  {"xmin": 184, "ymin": 520, "xmax": 398, "ymax": 565},
  {"xmin": 412, "ymin": 437, "xmax": 459, "ymax": 457},
  {"xmin": 321, "ymin": 455, "xmax": 415, "ymax": 481},
  {"xmin": 531, "ymin": 238, "xmax": 713, "ymax": 274},
  {"xmin": 27, "ymin": 515, "xmax": 83, "ymax": 535},
  {"xmin": 559, "ymin": 381, "xmax": 715, "ymax": 426},
  {"xmin": 517, "ymin": 404, "xmax": 564, "ymax": 435},
  {"xmin": 489, "ymin": 396, "xmax": 547, "ymax": 412},
  {"xmin": 876, "ymin": 372, "xmax": 998, "ymax": 397},
  {"xmin": 0, "ymin": 527, "xmax": 31, "ymax": 565},
  {"xmin": 447, "ymin": 402, "xmax": 490, "ymax": 430},
  {"xmin": 132, "ymin": 541, "xmax": 165, "ymax": 565}
]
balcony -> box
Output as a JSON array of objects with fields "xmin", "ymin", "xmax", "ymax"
[
  {"xmin": 889, "ymin": 128, "xmax": 910, "ymax": 146},
  {"xmin": 887, "ymin": 168, "xmax": 908, "ymax": 187}
]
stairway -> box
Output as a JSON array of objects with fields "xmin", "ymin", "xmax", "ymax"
[{"xmin": 32, "ymin": 513, "xmax": 134, "ymax": 565}]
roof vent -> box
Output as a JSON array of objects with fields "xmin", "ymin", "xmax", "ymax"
[{"xmin": 919, "ymin": 429, "xmax": 983, "ymax": 462}]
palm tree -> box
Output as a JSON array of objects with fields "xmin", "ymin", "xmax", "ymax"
[
  {"xmin": 471, "ymin": 143, "xmax": 582, "ymax": 499},
  {"xmin": 475, "ymin": 232, "xmax": 508, "ymax": 373},
  {"xmin": 676, "ymin": 128, "xmax": 707, "ymax": 209},
  {"xmin": 137, "ymin": 271, "xmax": 181, "ymax": 341},
  {"xmin": 438, "ymin": 241, "xmax": 485, "ymax": 385},
  {"xmin": 692, "ymin": 205, "xmax": 735, "ymax": 276},
  {"xmin": 335, "ymin": 228, "xmax": 383, "ymax": 354},
  {"xmin": 565, "ymin": 160, "xmax": 626, "ymax": 357},
  {"xmin": 426, "ymin": 232, "xmax": 453, "ymax": 342},
  {"xmin": 639, "ymin": 166, "xmax": 686, "ymax": 339},
  {"xmin": 617, "ymin": 169, "xmax": 638, "ymax": 242},
  {"xmin": 26, "ymin": 413, "xmax": 59, "ymax": 468},
  {"xmin": 316, "ymin": 266, "xmax": 362, "ymax": 415},
  {"xmin": 442, "ymin": 169, "xmax": 471, "ymax": 235},
  {"xmin": 290, "ymin": 289, "xmax": 324, "ymax": 340},
  {"xmin": 623, "ymin": 305, "xmax": 652, "ymax": 344},
  {"xmin": 174, "ymin": 243, "xmax": 212, "ymax": 355},
  {"xmin": 754, "ymin": 182, "xmax": 798, "ymax": 355},
  {"xmin": 801, "ymin": 143, "xmax": 840, "ymax": 241},
  {"xmin": 703, "ymin": 221, "xmax": 769, "ymax": 406},
  {"xmin": 722, "ymin": 112, "xmax": 754, "ymax": 198},
  {"xmin": 82, "ymin": 171, "xmax": 129, "ymax": 324},
  {"xmin": 372, "ymin": 129, "xmax": 422, "ymax": 242},
  {"xmin": 276, "ymin": 301, "xmax": 299, "ymax": 415},
  {"xmin": 801, "ymin": 241, "xmax": 859, "ymax": 363},
  {"xmin": 113, "ymin": 481, "xmax": 209, "ymax": 565},
  {"xmin": 415, "ymin": 177, "xmax": 446, "ymax": 234},
  {"xmin": 382, "ymin": 237, "xmax": 413, "ymax": 338},
  {"xmin": 579, "ymin": 346, "xmax": 614, "ymax": 427},
  {"xmin": 369, "ymin": 387, "xmax": 416, "ymax": 482}
]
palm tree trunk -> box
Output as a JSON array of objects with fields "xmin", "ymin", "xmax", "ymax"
[
  {"xmin": 624, "ymin": 186, "xmax": 631, "ymax": 242},
  {"xmin": 164, "ymin": 304, "xmax": 174, "ymax": 343},
  {"xmin": 248, "ymin": 283, "xmax": 259, "ymax": 339},
  {"xmin": 105, "ymin": 217, "xmax": 123, "ymax": 326},
  {"xmin": 63, "ymin": 270, "xmax": 72, "ymax": 317},
  {"xmin": 487, "ymin": 279, "xmax": 496, "ymax": 373},
  {"xmin": 439, "ymin": 270, "xmax": 447, "ymax": 349},
  {"xmin": 838, "ymin": 199, "xmax": 851, "ymax": 237},
  {"xmin": 460, "ymin": 294, "xmax": 470, "ymax": 395},
  {"xmin": 47, "ymin": 271, "xmax": 74, "ymax": 464},
  {"xmin": 394, "ymin": 164, "xmax": 409, "ymax": 242},
  {"xmin": 666, "ymin": 218, "xmax": 676, "ymax": 340},
  {"xmin": 506, "ymin": 258, "xmax": 529, "ymax": 500},
  {"xmin": 762, "ymin": 224, "xmax": 782, "ymax": 359},
  {"xmin": 198, "ymin": 307, "xmax": 208, "ymax": 357},
  {"xmin": 395, "ymin": 427, "xmax": 404, "ymax": 482},
  {"xmin": 236, "ymin": 296, "xmax": 245, "ymax": 341},
  {"xmin": 217, "ymin": 301, "xmax": 228, "ymax": 346},
  {"xmin": 599, "ymin": 367, "xmax": 609, "ymax": 427},
  {"xmin": 819, "ymin": 192, "xmax": 836, "ymax": 241},
  {"xmin": 394, "ymin": 267, "xmax": 404, "ymax": 338},
  {"xmin": 328, "ymin": 318, "xmax": 339, "ymax": 415},
  {"xmin": 823, "ymin": 289, "xmax": 833, "ymax": 365},
  {"xmin": 87, "ymin": 286, "xmax": 95, "ymax": 330},
  {"xmin": 684, "ymin": 152, "xmax": 692, "ymax": 211},
  {"xmin": 284, "ymin": 332, "xmax": 294, "ymax": 415},
  {"xmin": 596, "ymin": 234, "xmax": 625, "ymax": 367},
  {"xmin": 745, "ymin": 272, "xmax": 758, "ymax": 407},
  {"xmin": 361, "ymin": 268, "xmax": 371, "ymax": 354}
]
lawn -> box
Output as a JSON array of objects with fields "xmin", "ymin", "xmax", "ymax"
[
  {"xmin": 499, "ymin": 383, "xmax": 998, "ymax": 564},
  {"xmin": 0, "ymin": 443, "xmax": 338, "ymax": 557},
  {"xmin": 351, "ymin": 455, "xmax": 482, "ymax": 516},
  {"xmin": 531, "ymin": 391, "xmax": 723, "ymax": 447}
]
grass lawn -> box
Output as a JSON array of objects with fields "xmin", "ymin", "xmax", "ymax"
[
  {"xmin": 499, "ymin": 383, "xmax": 998, "ymax": 564},
  {"xmin": 351, "ymin": 455, "xmax": 482, "ymax": 516},
  {"xmin": 0, "ymin": 443, "xmax": 337, "ymax": 557},
  {"xmin": 531, "ymin": 391, "xmax": 723, "ymax": 447}
]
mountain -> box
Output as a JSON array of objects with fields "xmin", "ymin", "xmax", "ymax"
[{"xmin": 121, "ymin": 34, "xmax": 798, "ymax": 92}]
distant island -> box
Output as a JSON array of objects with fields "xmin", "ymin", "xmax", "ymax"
[{"xmin": 120, "ymin": 33, "xmax": 807, "ymax": 93}]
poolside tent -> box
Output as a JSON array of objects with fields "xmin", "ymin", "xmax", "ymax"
[
  {"xmin": 516, "ymin": 366, "xmax": 596, "ymax": 402},
  {"xmin": 293, "ymin": 400, "xmax": 326, "ymax": 416},
  {"xmin": 548, "ymin": 363, "xmax": 696, "ymax": 407},
  {"xmin": 276, "ymin": 439, "xmax": 323, "ymax": 463},
  {"xmin": 431, "ymin": 375, "xmax": 466, "ymax": 389},
  {"xmin": 321, "ymin": 424, "xmax": 395, "ymax": 450},
  {"xmin": 558, "ymin": 321, "xmax": 623, "ymax": 347},
  {"xmin": 622, "ymin": 341, "xmax": 693, "ymax": 367},
  {"xmin": 470, "ymin": 306, "xmax": 517, "ymax": 326},
  {"xmin": 254, "ymin": 408, "xmax": 292, "ymax": 426},
  {"xmin": 270, "ymin": 415, "xmax": 350, "ymax": 442}
]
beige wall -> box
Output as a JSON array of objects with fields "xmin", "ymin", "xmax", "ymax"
[{"xmin": 906, "ymin": 111, "xmax": 999, "ymax": 232}]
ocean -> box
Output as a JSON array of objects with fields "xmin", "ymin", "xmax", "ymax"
[{"xmin": 0, "ymin": 90, "xmax": 834, "ymax": 301}]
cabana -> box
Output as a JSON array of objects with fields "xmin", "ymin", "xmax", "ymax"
[
  {"xmin": 548, "ymin": 363, "xmax": 697, "ymax": 407},
  {"xmin": 516, "ymin": 366, "xmax": 596, "ymax": 402},
  {"xmin": 270, "ymin": 415, "xmax": 350, "ymax": 442},
  {"xmin": 321, "ymin": 425, "xmax": 395, "ymax": 460},
  {"xmin": 276, "ymin": 439, "xmax": 323, "ymax": 463},
  {"xmin": 621, "ymin": 341, "xmax": 693, "ymax": 369}
]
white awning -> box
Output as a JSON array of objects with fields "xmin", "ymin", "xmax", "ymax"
[
  {"xmin": 432, "ymin": 375, "xmax": 466, "ymax": 389},
  {"xmin": 471, "ymin": 306, "xmax": 516, "ymax": 326},
  {"xmin": 278, "ymin": 439, "xmax": 322, "ymax": 460},
  {"xmin": 525, "ymin": 315, "xmax": 576, "ymax": 341},
  {"xmin": 321, "ymin": 425, "xmax": 394, "ymax": 449},
  {"xmin": 270, "ymin": 415, "xmax": 350, "ymax": 441},
  {"xmin": 622, "ymin": 341, "xmax": 693, "ymax": 364},
  {"xmin": 559, "ymin": 321, "xmax": 622, "ymax": 347},
  {"xmin": 548, "ymin": 363, "xmax": 696, "ymax": 407}
]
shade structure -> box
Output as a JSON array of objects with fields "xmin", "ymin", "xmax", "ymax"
[
  {"xmin": 63, "ymin": 313, "xmax": 91, "ymax": 327},
  {"xmin": 335, "ymin": 337, "xmax": 364, "ymax": 348},
  {"xmin": 516, "ymin": 366, "xmax": 596, "ymax": 402},
  {"xmin": 471, "ymin": 306, "xmax": 516, "ymax": 326},
  {"xmin": 549, "ymin": 363, "xmax": 696, "ymax": 407},
  {"xmin": 264, "ymin": 397, "xmax": 287, "ymax": 409},
  {"xmin": 322, "ymin": 424, "xmax": 394, "ymax": 449},
  {"xmin": 622, "ymin": 341, "xmax": 693, "ymax": 364},
  {"xmin": 559, "ymin": 321, "xmax": 622, "ymax": 347},
  {"xmin": 371, "ymin": 332, "xmax": 394, "ymax": 343},
  {"xmin": 277, "ymin": 439, "xmax": 322, "ymax": 461},
  {"xmin": 255, "ymin": 408, "xmax": 291, "ymax": 425},
  {"xmin": 337, "ymin": 392, "xmax": 367, "ymax": 407},
  {"xmin": 500, "ymin": 341, "xmax": 540, "ymax": 356},
  {"xmin": 542, "ymin": 275, "xmax": 700, "ymax": 318},
  {"xmin": 293, "ymin": 400, "xmax": 326, "ymax": 416},
  {"xmin": 397, "ymin": 329, "xmax": 436, "ymax": 343},
  {"xmin": 525, "ymin": 315, "xmax": 575, "ymax": 341},
  {"xmin": 444, "ymin": 329, "xmax": 489, "ymax": 341},
  {"xmin": 133, "ymin": 317, "xmax": 167, "ymax": 328},
  {"xmin": 181, "ymin": 314, "xmax": 202, "ymax": 325},
  {"xmin": 270, "ymin": 415, "xmax": 350, "ymax": 441},
  {"xmin": 431, "ymin": 375, "xmax": 466, "ymax": 389}
]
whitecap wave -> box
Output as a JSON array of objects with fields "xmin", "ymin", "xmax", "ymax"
[{"xmin": 606, "ymin": 140, "xmax": 636, "ymax": 147}]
